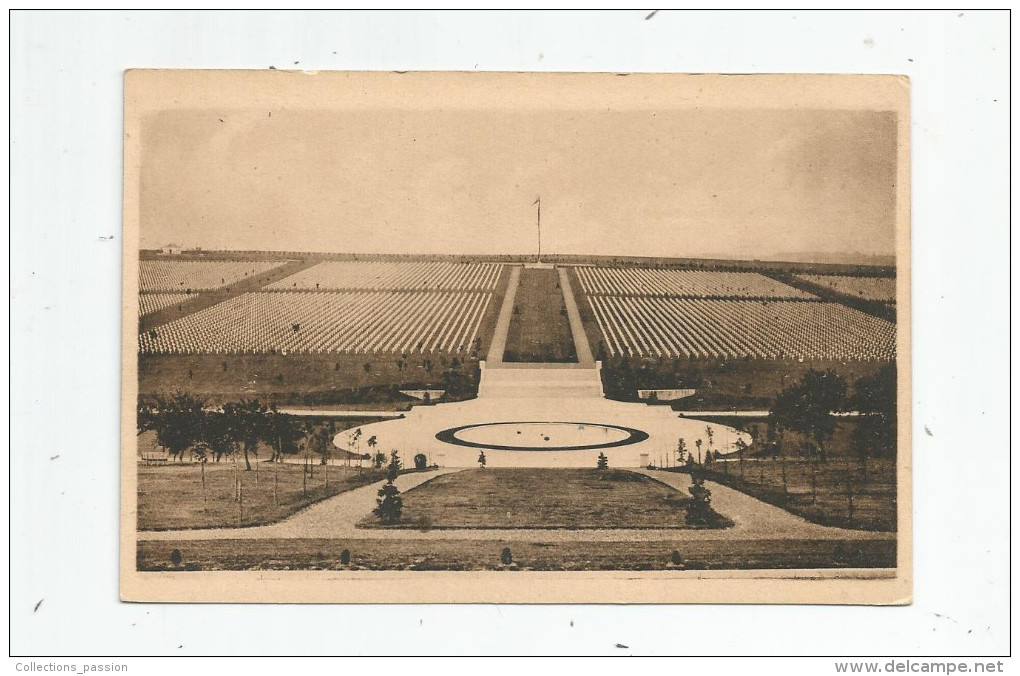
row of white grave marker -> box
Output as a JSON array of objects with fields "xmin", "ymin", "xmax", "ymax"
[{"xmin": 138, "ymin": 291, "xmax": 492, "ymax": 355}]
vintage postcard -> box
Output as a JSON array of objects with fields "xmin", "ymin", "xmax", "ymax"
[{"xmin": 121, "ymin": 70, "xmax": 910, "ymax": 603}]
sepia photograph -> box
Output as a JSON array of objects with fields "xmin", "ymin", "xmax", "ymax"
[
  {"xmin": 121, "ymin": 70, "xmax": 910, "ymax": 604},
  {"xmin": 11, "ymin": 6, "xmax": 1011, "ymax": 664}
]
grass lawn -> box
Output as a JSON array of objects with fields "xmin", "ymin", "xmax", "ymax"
[
  {"xmin": 360, "ymin": 468, "xmax": 731, "ymax": 530},
  {"xmin": 138, "ymin": 352, "xmax": 481, "ymax": 406},
  {"xmin": 503, "ymin": 268, "xmax": 577, "ymax": 363},
  {"xmin": 137, "ymin": 537, "xmax": 895, "ymax": 571},
  {"xmin": 699, "ymin": 457, "xmax": 897, "ymax": 531},
  {"xmin": 137, "ymin": 462, "xmax": 386, "ymax": 531}
]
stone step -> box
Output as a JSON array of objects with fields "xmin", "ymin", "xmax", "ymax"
[
  {"xmin": 479, "ymin": 384, "xmax": 604, "ymax": 398},
  {"xmin": 482, "ymin": 369, "xmax": 598, "ymax": 381}
]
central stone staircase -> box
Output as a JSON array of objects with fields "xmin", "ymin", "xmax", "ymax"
[{"xmin": 478, "ymin": 362, "xmax": 604, "ymax": 399}]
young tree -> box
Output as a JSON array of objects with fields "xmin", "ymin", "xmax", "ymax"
[
  {"xmin": 695, "ymin": 438, "xmax": 703, "ymax": 464},
  {"xmin": 347, "ymin": 427, "xmax": 363, "ymax": 471},
  {"xmin": 769, "ymin": 369, "xmax": 848, "ymax": 462},
  {"xmin": 478, "ymin": 450, "xmax": 487, "ymax": 469},
  {"xmin": 596, "ymin": 451, "xmax": 609, "ymax": 470},
  {"xmin": 366, "ymin": 435, "xmax": 379, "ymax": 468},
  {"xmin": 676, "ymin": 437, "xmax": 687, "ymax": 465},
  {"xmin": 734, "ymin": 437, "xmax": 748, "ymax": 479}
]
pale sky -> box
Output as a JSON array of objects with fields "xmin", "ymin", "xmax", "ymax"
[{"xmin": 140, "ymin": 108, "xmax": 897, "ymax": 261}]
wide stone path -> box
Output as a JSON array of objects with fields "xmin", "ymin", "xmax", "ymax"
[
  {"xmin": 138, "ymin": 469, "xmax": 893, "ymax": 544},
  {"xmin": 557, "ymin": 267, "xmax": 594, "ymax": 365},
  {"xmin": 485, "ymin": 266, "xmax": 522, "ymax": 365}
]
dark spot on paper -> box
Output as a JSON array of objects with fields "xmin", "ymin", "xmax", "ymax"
[
  {"xmin": 218, "ymin": 118, "xmax": 223, "ymax": 122},
  {"xmin": 645, "ymin": 10, "xmax": 658, "ymax": 20},
  {"xmin": 294, "ymin": 61, "xmax": 299, "ymax": 65},
  {"xmin": 615, "ymin": 643, "xmax": 629, "ymax": 649},
  {"xmin": 50, "ymin": 454, "xmax": 59, "ymax": 460},
  {"xmin": 269, "ymin": 65, "xmax": 276, "ymax": 70},
  {"xmin": 34, "ymin": 598, "xmax": 43, "ymax": 612},
  {"xmin": 924, "ymin": 425, "xmax": 932, "ymax": 437},
  {"xmin": 863, "ymin": 37, "xmax": 875, "ymax": 48}
]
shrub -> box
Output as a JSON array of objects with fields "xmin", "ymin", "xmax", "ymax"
[
  {"xmin": 373, "ymin": 451, "xmax": 404, "ymax": 524},
  {"xmin": 596, "ymin": 452, "xmax": 609, "ymax": 470},
  {"xmin": 340, "ymin": 549, "xmax": 351, "ymax": 566},
  {"xmin": 414, "ymin": 453, "xmax": 428, "ymax": 470},
  {"xmin": 670, "ymin": 550, "xmax": 683, "ymax": 567},
  {"xmin": 478, "ymin": 450, "xmax": 487, "ymax": 468},
  {"xmin": 169, "ymin": 549, "xmax": 183, "ymax": 567},
  {"xmin": 500, "ymin": 547, "xmax": 513, "ymax": 566},
  {"xmin": 373, "ymin": 483, "xmax": 403, "ymax": 524},
  {"xmin": 685, "ymin": 473, "xmax": 716, "ymax": 527}
]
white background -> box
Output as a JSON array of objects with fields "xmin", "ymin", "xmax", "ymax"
[{"xmin": 7, "ymin": 9, "xmax": 1012, "ymax": 659}]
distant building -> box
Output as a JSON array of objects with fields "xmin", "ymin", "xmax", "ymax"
[{"xmin": 161, "ymin": 243, "xmax": 182, "ymax": 255}]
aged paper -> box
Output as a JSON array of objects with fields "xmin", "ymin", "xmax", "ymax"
[{"xmin": 122, "ymin": 70, "xmax": 910, "ymax": 603}]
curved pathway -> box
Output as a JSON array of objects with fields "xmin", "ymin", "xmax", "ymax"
[{"xmin": 138, "ymin": 469, "xmax": 892, "ymax": 544}]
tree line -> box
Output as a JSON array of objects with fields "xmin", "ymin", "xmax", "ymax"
[
  {"xmin": 767, "ymin": 363, "xmax": 896, "ymax": 462},
  {"xmin": 137, "ymin": 395, "xmax": 352, "ymax": 470},
  {"xmin": 669, "ymin": 363, "xmax": 897, "ymax": 465}
]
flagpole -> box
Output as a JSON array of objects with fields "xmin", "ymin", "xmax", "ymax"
[{"xmin": 535, "ymin": 196, "xmax": 541, "ymax": 262}]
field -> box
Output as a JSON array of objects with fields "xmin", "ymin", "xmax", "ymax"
[
  {"xmin": 137, "ymin": 352, "xmax": 480, "ymax": 406},
  {"xmin": 264, "ymin": 260, "xmax": 503, "ymax": 291},
  {"xmin": 503, "ymin": 268, "xmax": 576, "ymax": 362},
  {"xmin": 137, "ymin": 462, "xmax": 387, "ymax": 530},
  {"xmin": 360, "ymin": 468, "xmax": 730, "ymax": 529},
  {"xmin": 598, "ymin": 356, "xmax": 889, "ymax": 411},
  {"xmin": 140, "ymin": 260, "xmax": 289, "ymax": 292},
  {"xmin": 571, "ymin": 267, "xmax": 895, "ymax": 362},
  {"xmin": 574, "ymin": 266, "xmax": 814, "ymax": 299},
  {"xmin": 137, "ymin": 537, "xmax": 895, "ymax": 571},
  {"xmin": 139, "ymin": 293, "xmax": 192, "ymax": 317},
  {"xmin": 694, "ymin": 458, "xmax": 897, "ymax": 532},
  {"xmin": 589, "ymin": 297, "xmax": 894, "ymax": 360},
  {"xmin": 796, "ymin": 274, "xmax": 896, "ymax": 303},
  {"xmin": 140, "ymin": 290, "xmax": 494, "ymax": 355}
]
